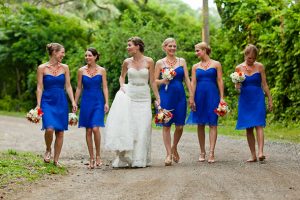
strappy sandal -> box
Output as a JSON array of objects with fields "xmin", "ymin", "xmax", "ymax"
[
  {"xmin": 88, "ymin": 159, "xmax": 95, "ymax": 169},
  {"xmin": 164, "ymin": 155, "xmax": 172, "ymax": 166},
  {"xmin": 53, "ymin": 161, "xmax": 62, "ymax": 168},
  {"xmin": 207, "ymin": 151, "xmax": 215, "ymax": 163},
  {"xmin": 96, "ymin": 156, "xmax": 103, "ymax": 168},
  {"xmin": 258, "ymin": 155, "xmax": 266, "ymax": 161},
  {"xmin": 43, "ymin": 150, "xmax": 51, "ymax": 163},
  {"xmin": 198, "ymin": 152, "xmax": 206, "ymax": 162}
]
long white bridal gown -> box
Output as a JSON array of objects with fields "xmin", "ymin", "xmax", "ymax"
[{"xmin": 104, "ymin": 67, "xmax": 152, "ymax": 167}]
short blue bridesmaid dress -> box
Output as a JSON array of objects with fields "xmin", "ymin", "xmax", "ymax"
[
  {"xmin": 41, "ymin": 74, "xmax": 68, "ymax": 131},
  {"xmin": 236, "ymin": 73, "xmax": 266, "ymax": 129},
  {"xmin": 186, "ymin": 68, "xmax": 220, "ymax": 126},
  {"xmin": 79, "ymin": 74, "xmax": 105, "ymax": 128}
]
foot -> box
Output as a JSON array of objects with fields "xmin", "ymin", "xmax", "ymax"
[
  {"xmin": 171, "ymin": 147, "xmax": 180, "ymax": 163},
  {"xmin": 53, "ymin": 161, "xmax": 62, "ymax": 167},
  {"xmin": 164, "ymin": 155, "xmax": 172, "ymax": 166},
  {"xmin": 88, "ymin": 158, "xmax": 95, "ymax": 169},
  {"xmin": 43, "ymin": 150, "xmax": 51, "ymax": 163},
  {"xmin": 96, "ymin": 156, "xmax": 103, "ymax": 167},
  {"xmin": 207, "ymin": 151, "xmax": 215, "ymax": 163},
  {"xmin": 198, "ymin": 152, "xmax": 206, "ymax": 162},
  {"xmin": 258, "ymin": 155, "xmax": 266, "ymax": 161},
  {"xmin": 246, "ymin": 157, "xmax": 257, "ymax": 162}
]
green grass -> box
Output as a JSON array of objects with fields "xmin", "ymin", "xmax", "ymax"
[
  {"xmin": 0, "ymin": 149, "xmax": 67, "ymax": 189},
  {"xmin": 153, "ymin": 116, "xmax": 300, "ymax": 143},
  {"xmin": 0, "ymin": 110, "xmax": 25, "ymax": 118}
]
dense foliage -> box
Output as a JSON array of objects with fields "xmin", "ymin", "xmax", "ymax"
[{"xmin": 0, "ymin": 0, "xmax": 299, "ymax": 123}]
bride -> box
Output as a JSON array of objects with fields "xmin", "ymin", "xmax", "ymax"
[{"xmin": 104, "ymin": 36, "xmax": 159, "ymax": 168}]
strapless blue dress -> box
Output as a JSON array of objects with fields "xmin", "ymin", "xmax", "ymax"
[
  {"xmin": 41, "ymin": 74, "xmax": 68, "ymax": 131},
  {"xmin": 186, "ymin": 68, "xmax": 220, "ymax": 126},
  {"xmin": 158, "ymin": 66, "xmax": 187, "ymax": 127},
  {"xmin": 236, "ymin": 73, "xmax": 266, "ymax": 129},
  {"xmin": 79, "ymin": 75, "xmax": 105, "ymax": 128}
]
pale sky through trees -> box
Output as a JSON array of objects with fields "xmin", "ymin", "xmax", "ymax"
[{"xmin": 181, "ymin": 0, "xmax": 216, "ymax": 9}]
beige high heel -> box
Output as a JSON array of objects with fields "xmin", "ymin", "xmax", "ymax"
[
  {"xmin": 88, "ymin": 158, "xmax": 95, "ymax": 169},
  {"xmin": 207, "ymin": 151, "xmax": 215, "ymax": 163},
  {"xmin": 96, "ymin": 156, "xmax": 103, "ymax": 168},
  {"xmin": 164, "ymin": 155, "xmax": 172, "ymax": 166},
  {"xmin": 198, "ymin": 152, "xmax": 206, "ymax": 162}
]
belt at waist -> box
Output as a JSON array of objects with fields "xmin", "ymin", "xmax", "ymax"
[{"xmin": 129, "ymin": 82, "xmax": 147, "ymax": 86}]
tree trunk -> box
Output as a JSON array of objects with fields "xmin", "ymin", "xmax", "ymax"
[
  {"xmin": 202, "ymin": 0, "xmax": 209, "ymax": 44},
  {"xmin": 16, "ymin": 67, "xmax": 21, "ymax": 99}
]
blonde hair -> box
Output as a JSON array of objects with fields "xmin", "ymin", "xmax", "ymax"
[
  {"xmin": 195, "ymin": 42, "xmax": 211, "ymax": 55},
  {"xmin": 46, "ymin": 43, "xmax": 64, "ymax": 56},
  {"xmin": 244, "ymin": 44, "xmax": 258, "ymax": 58},
  {"xmin": 162, "ymin": 38, "xmax": 176, "ymax": 51}
]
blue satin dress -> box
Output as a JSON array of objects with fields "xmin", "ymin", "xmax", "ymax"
[
  {"xmin": 79, "ymin": 74, "xmax": 105, "ymax": 128},
  {"xmin": 158, "ymin": 65, "xmax": 187, "ymax": 127},
  {"xmin": 186, "ymin": 68, "xmax": 220, "ymax": 126},
  {"xmin": 236, "ymin": 73, "xmax": 266, "ymax": 129},
  {"xmin": 41, "ymin": 74, "xmax": 68, "ymax": 131}
]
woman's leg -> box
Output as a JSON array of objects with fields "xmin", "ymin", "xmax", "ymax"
[
  {"xmin": 93, "ymin": 127, "xmax": 102, "ymax": 166},
  {"xmin": 53, "ymin": 130, "xmax": 64, "ymax": 165},
  {"xmin": 197, "ymin": 125, "xmax": 206, "ymax": 161},
  {"xmin": 255, "ymin": 126, "xmax": 265, "ymax": 160},
  {"xmin": 246, "ymin": 127, "xmax": 257, "ymax": 162},
  {"xmin": 172, "ymin": 125, "xmax": 183, "ymax": 163},
  {"xmin": 162, "ymin": 126, "xmax": 172, "ymax": 166},
  {"xmin": 44, "ymin": 128, "xmax": 54, "ymax": 163},
  {"xmin": 208, "ymin": 125, "xmax": 217, "ymax": 163},
  {"xmin": 86, "ymin": 128, "xmax": 94, "ymax": 168}
]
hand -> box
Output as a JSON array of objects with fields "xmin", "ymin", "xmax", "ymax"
[
  {"xmin": 268, "ymin": 99, "xmax": 273, "ymax": 112},
  {"xmin": 155, "ymin": 99, "xmax": 160, "ymax": 107},
  {"xmin": 120, "ymin": 86, "xmax": 126, "ymax": 93},
  {"xmin": 235, "ymin": 83, "xmax": 241, "ymax": 90},
  {"xmin": 161, "ymin": 79, "xmax": 170, "ymax": 85},
  {"xmin": 72, "ymin": 102, "xmax": 78, "ymax": 113},
  {"xmin": 189, "ymin": 97, "xmax": 196, "ymax": 111},
  {"xmin": 104, "ymin": 103, "xmax": 109, "ymax": 113},
  {"xmin": 35, "ymin": 105, "xmax": 40, "ymax": 109}
]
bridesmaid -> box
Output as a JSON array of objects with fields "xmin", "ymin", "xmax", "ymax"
[
  {"xmin": 186, "ymin": 42, "xmax": 225, "ymax": 163},
  {"xmin": 36, "ymin": 43, "xmax": 77, "ymax": 167},
  {"xmin": 75, "ymin": 47, "xmax": 109, "ymax": 169},
  {"xmin": 235, "ymin": 44, "xmax": 273, "ymax": 162},
  {"xmin": 154, "ymin": 38, "xmax": 192, "ymax": 166}
]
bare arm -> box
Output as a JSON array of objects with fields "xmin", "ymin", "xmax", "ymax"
[
  {"xmin": 148, "ymin": 58, "xmax": 160, "ymax": 101},
  {"xmin": 181, "ymin": 58, "xmax": 193, "ymax": 105},
  {"xmin": 101, "ymin": 68, "xmax": 109, "ymax": 113},
  {"xmin": 119, "ymin": 60, "xmax": 128, "ymax": 90},
  {"xmin": 216, "ymin": 61, "xmax": 225, "ymax": 101},
  {"xmin": 190, "ymin": 64, "xmax": 197, "ymax": 110},
  {"xmin": 74, "ymin": 68, "xmax": 83, "ymax": 105},
  {"xmin": 64, "ymin": 65, "xmax": 77, "ymax": 112},
  {"xmin": 36, "ymin": 65, "xmax": 44, "ymax": 108},
  {"xmin": 259, "ymin": 64, "xmax": 273, "ymax": 111}
]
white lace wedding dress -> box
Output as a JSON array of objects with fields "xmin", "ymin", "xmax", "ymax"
[{"xmin": 104, "ymin": 68, "xmax": 152, "ymax": 168}]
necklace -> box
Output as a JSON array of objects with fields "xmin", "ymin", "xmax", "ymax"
[
  {"xmin": 166, "ymin": 58, "xmax": 177, "ymax": 67},
  {"xmin": 200, "ymin": 60, "xmax": 211, "ymax": 69},
  {"xmin": 244, "ymin": 64, "xmax": 254, "ymax": 71},
  {"xmin": 47, "ymin": 62, "xmax": 61, "ymax": 76},
  {"xmin": 86, "ymin": 66, "xmax": 97, "ymax": 77}
]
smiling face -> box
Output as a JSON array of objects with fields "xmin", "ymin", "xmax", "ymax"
[
  {"xmin": 85, "ymin": 50, "xmax": 97, "ymax": 65},
  {"xmin": 127, "ymin": 41, "xmax": 139, "ymax": 56},
  {"xmin": 245, "ymin": 52, "xmax": 256, "ymax": 66},
  {"xmin": 164, "ymin": 41, "xmax": 177, "ymax": 56},
  {"xmin": 53, "ymin": 48, "xmax": 65, "ymax": 63},
  {"xmin": 195, "ymin": 46, "xmax": 206, "ymax": 58}
]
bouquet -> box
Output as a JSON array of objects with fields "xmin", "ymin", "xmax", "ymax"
[
  {"xmin": 154, "ymin": 105, "xmax": 173, "ymax": 124},
  {"xmin": 214, "ymin": 101, "xmax": 229, "ymax": 117},
  {"xmin": 161, "ymin": 67, "xmax": 176, "ymax": 91},
  {"xmin": 26, "ymin": 108, "xmax": 43, "ymax": 123},
  {"xmin": 230, "ymin": 68, "xmax": 246, "ymax": 83},
  {"xmin": 68, "ymin": 113, "xmax": 78, "ymax": 126}
]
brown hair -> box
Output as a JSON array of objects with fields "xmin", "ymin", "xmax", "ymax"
[
  {"xmin": 46, "ymin": 43, "xmax": 64, "ymax": 56},
  {"xmin": 86, "ymin": 47, "xmax": 100, "ymax": 61},
  {"xmin": 244, "ymin": 44, "xmax": 258, "ymax": 58},
  {"xmin": 195, "ymin": 42, "xmax": 211, "ymax": 55},
  {"xmin": 162, "ymin": 38, "xmax": 176, "ymax": 51},
  {"xmin": 128, "ymin": 36, "xmax": 145, "ymax": 53}
]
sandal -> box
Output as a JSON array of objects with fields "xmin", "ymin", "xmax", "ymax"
[
  {"xmin": 88, "ymin": 159, "xmax": 95, "ymax": 169},
  {"xmin": 96, "ymin": 156, "xmax": 103, "ymax": 168},
  {"xmin": 198, "ymin": 152, "xmax": 206, "ymax": 162},
  {"xmin": 207, "ymin": 151, "xmax": 215, "ymax": 163},
  {"xmin": 258, "ymin": 155, "xmax": 266, "ymax": 161},
  {"xmin": 53, "ymin": 161, "xmax": 62, "ymax": 167},
  {"xmin": 164, "ymin": 155, "xmax": 172, "ymax": 166},
  {"xmin": 43, "ymin": 150, "xmax": 51, "ymax": 163},
  {"xmin": 171, "ymin": 147, "xmax": 180, "ymax": 163}
]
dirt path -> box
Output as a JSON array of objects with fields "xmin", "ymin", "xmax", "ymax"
[{"xmin": 0, "ymin": 115, "xmax": 300, "ymax": 200}]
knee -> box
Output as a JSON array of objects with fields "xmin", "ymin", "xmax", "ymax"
[
  {"xmin": 176, "ymin": 126, "xmax": 183, "ymax": 132},
  {"xmin": 92, "ymin": 127, "xmax": 100, "ymax": 133}
]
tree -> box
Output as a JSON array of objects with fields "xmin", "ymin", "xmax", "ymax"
[{"xmin": 202, "ymin": 0, "xmax": 209, "ymax": 44}]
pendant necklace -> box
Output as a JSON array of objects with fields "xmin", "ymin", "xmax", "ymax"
[{"xmin": 47, "ymin": 62, "xmax": 61, "ymax": 76}]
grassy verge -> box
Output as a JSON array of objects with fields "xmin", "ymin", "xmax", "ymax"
[
  {"xmin": 0, "ymin": 110, "xmax": 25, "ymax": 118},
  {"xmin": 0, "ymin": 149, "xmax": 67, "ymax": 189},
  {"xmin": 153, "ymin": 117, "xmax": 300, "ymax": 143}
]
